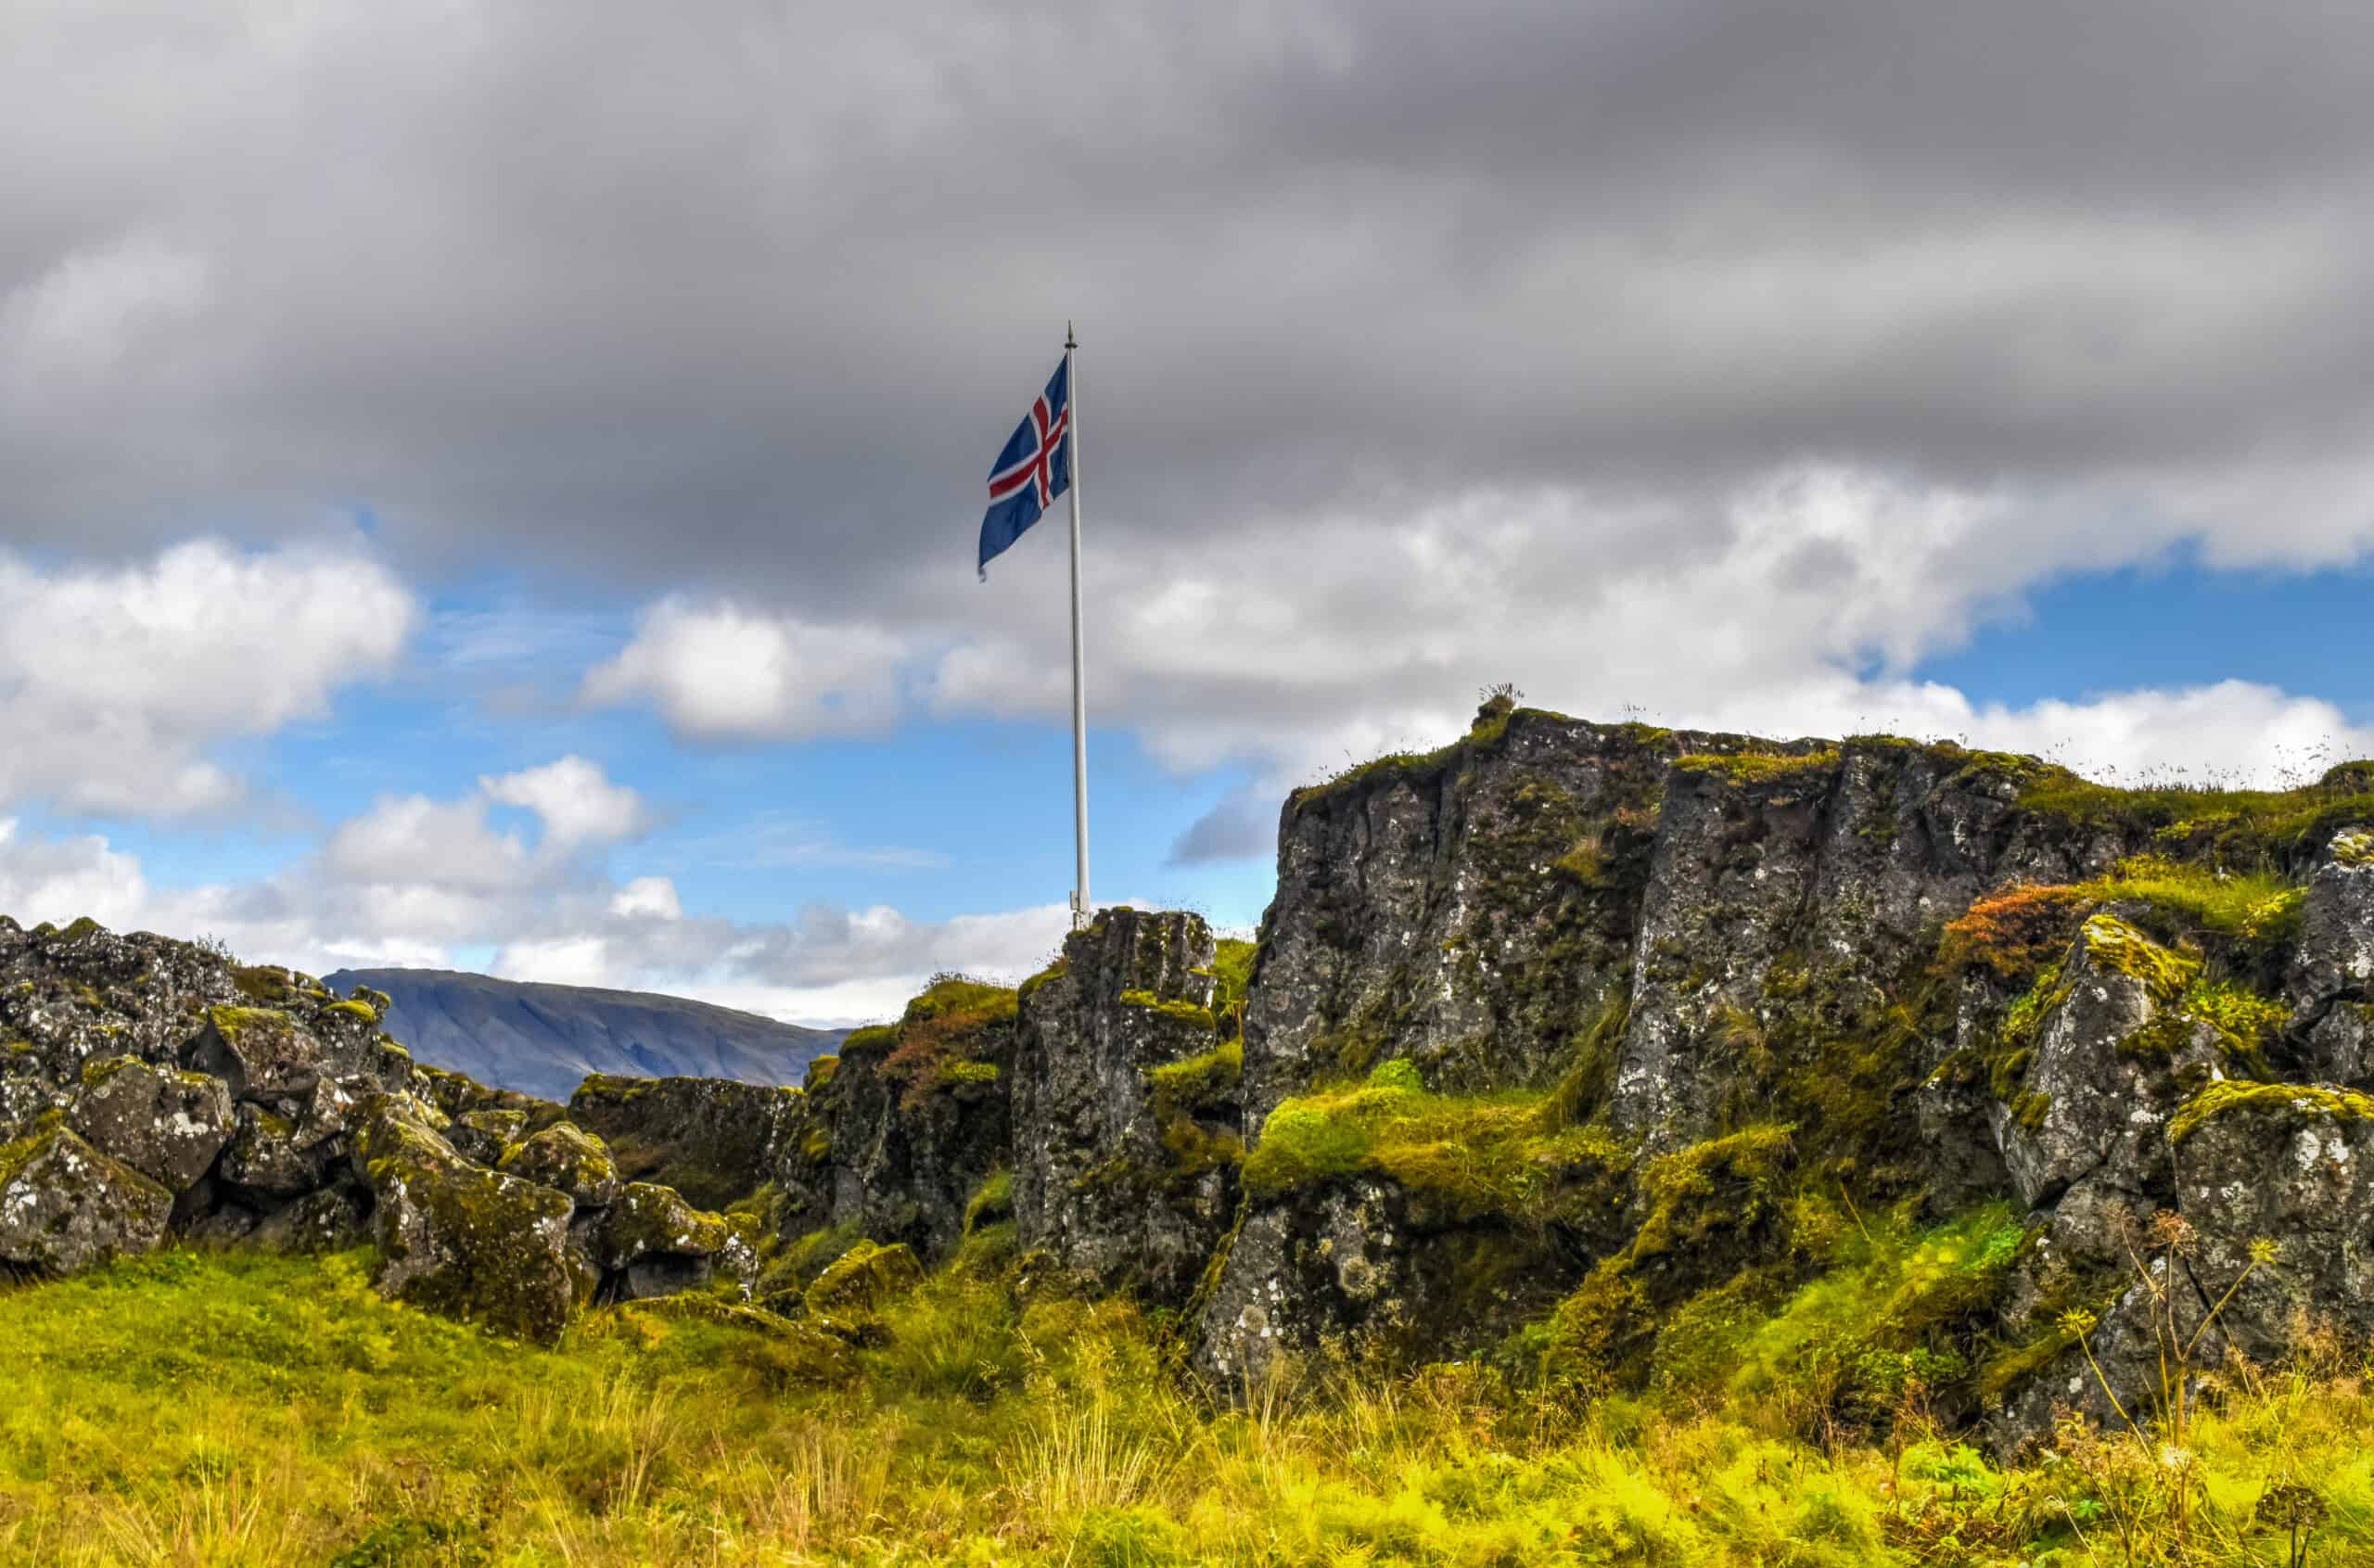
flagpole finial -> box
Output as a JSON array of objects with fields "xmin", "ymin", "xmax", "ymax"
[{"xmin": 1066, "ymin": 320, "xmax": 1077, "ymax": 350}]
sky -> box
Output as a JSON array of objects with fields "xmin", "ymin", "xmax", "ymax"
[{"xmin": 4, "ymin": 0, "xmax": 2372, "ymax": 1025}]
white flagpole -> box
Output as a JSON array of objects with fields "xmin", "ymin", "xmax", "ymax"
[{"xmin": 1066, "ymin": 323, "xmax": 1091, "ymax": 931}]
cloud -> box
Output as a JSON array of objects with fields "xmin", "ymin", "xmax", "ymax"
[
  {"xmin": 581, "ymin": 599, "xmax": 910, "ymax": 741},
  {"xmin": 0, "ymin": 540, "xmax": 416, "ymax": 817},
  {"xmin": 6, "ymin": 0, "xmax": 2373, "ymax": 604},
  {"xmin": 325, "ymin": 756, "xmax": 650, "ymax": 894},
  {"xmin": 482, "ymin": 756, "xmax": 652, "ymax": 847},
  {"xmin": 0, "ymin": 789, "xmax": 1069, "ymax": 1028}
]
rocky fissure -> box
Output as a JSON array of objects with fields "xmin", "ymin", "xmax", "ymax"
[{"xmin": 14, "ymin": 707, "xmax": 2374, "ymax": 1453}]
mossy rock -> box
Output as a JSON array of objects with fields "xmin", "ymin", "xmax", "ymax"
[
  {"xmin": 69, "ymin": 1057, "xmax": 234, "ymax": 1192},
  {"xmin": 2169, "ymin": 1080, "xmax": 2374, "ymax": 1145},
  {"xmin": 804, "ymin": 1239, "xmax": 922, "ymax": 1317},
  {"xmin": 360, "ymin": 1100, "xmax": 576, "ymax": 1345},
  {"xmin": 191, "ymin": 1005, "xmax": 320, "ymax": 1100},
  {"xmin": 499, "ymin": 1123, "xmax": 620, "ymax": 1208},
  {"xmin": 0, "ymin": 1126, "xmax": 172, "ymax": 1273},
  {"xmin": 597, "ymin": 1181, "xmax": 731, "ymax": 1271}
]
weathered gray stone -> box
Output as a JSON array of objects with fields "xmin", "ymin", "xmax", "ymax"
[
  {"xmin": 354, "ymin": 1093, "xmax": 577, "ymax": 1344},
  {"xmin": 0, "ymin": 1126, "xmax": 171, "ymax": 1272},
  {"xmin": 1011, "ymin": 908, "xmax": 1237, "ymax": 1304},
  {"xmin": 499, "ymin": 1122, "xmax": 621, "ymax": 1209},
  {"xmin": 70, "ymin": 1055, "xmax": 234, "ymax": 1191}
]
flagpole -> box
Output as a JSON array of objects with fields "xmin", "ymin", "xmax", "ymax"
[{"xmin": 1066, "ymin": 323, "xmax": 1091, "ymax": 931}]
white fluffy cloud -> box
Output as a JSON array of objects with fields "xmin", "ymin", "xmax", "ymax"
[
  {"xmin": 482, "ymin": 756, "xmax": 652, "ymax": 848},
  {"xmin": 582, "ymin": 598, "xmax": 910, "ymax": 741},
  {"xmin": 0, "ymin": 771, "xmax": 1066, "ymax": 1026},
  {"xmin": 0, "ymin": 540, "xmax": 415, "ymax": 817},
  {"xmin": 603, "ymin": 462, "xmax": 2373, "ymax": 869},
  {"xmin": 325, "ymin": 757, "xmax": 650, "ymax": 895}
]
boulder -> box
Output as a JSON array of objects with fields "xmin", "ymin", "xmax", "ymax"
[
  {"xmin": 69, "ymin": 1055, "xmax": 234, "ymax": 1192},
  {"xmin": 804, "ymin": 1238, "xmax": 921, "ymax": 1318},
  {"xmin": 354, "ymin": 1094, "xmax": 576, "ymax": 1344},
  {"xmin": 0, "ymin": 1125, "xmax": 172, "ymax": 1272},
  {"xmin": 499, "ymin": 1123, "xmax": 621, "ymax": 1208},
  {"xmin": 1990, "ymin": 913, "xmax": 2217, "ymax": 1211},
  {"xmin": 186, "ymin": 1005, "xmax": 325, "ymax": 1103},
  {"xmin": 597, "ymin": 1180, "xmax": 737, "ymax": 1300},
  {"xmin": 447, "ymin": 1107, "xmax": 528, "ymax": 1166}
]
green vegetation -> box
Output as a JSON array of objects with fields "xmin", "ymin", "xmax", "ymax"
[
  {"xmin": 1118, "ymin": 988, "xmax": 1219, "ymax": 1027},
  {"xmin": 2020, "ymin": 763, "xmax": 2374, "ymax": 869},
  {"xmin": 873, "ymin": 975, "xmax": 1020, "ymax": 1109},
  {"xmin": 2168, "ymin": 1079, "xmax": 2374, "ymax": 1145},
  {"xmin": 1674, "ymin": 748, "xmax": 1841, "ymax": 785},
  {"xmin": 6, "ymin": 1223, "xmax": 2374, "ymax": 1562},
  {"xmin": 1244, "ymin": 1060, "xmax": 1628, "ymax": 1221}
]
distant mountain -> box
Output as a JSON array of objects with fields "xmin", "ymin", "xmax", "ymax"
[{"xmin": 321, "ymin": 967, "xmax": 849, "ymax": 1103}]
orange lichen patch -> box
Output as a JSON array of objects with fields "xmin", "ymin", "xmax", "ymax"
[{"xmin": 1938, "ymin": 885, "xmax": 2091, "ymax": 978}]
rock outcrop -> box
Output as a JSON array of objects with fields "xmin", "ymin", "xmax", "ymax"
[
  {"xmin": 0, "ymin": 916, "xmax": 742, "ymax": 1343},
  {"xmin": 1010, "ymin": 909, "xmax": 1242, "ymax": 1301},
  {"xmin": 19, "ymin": 706, "xmax": 2374, "ymax": 1457}
]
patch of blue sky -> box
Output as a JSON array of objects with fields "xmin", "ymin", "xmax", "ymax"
[{"xmin": 1915, "ymin": 554, "xmax": 2374, "ymax": 720}]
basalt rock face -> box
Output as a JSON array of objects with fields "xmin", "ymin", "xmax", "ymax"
[
  {"xmin": 567, "ymin": 1074, "xmax": 801, "ymax": 1211},
  {"xmin": 1010, "ymin": 909, "xmax": 1242, "ymax": 1302},
  {"xmin": 0, "ymin": 915, "xmax": 745, "ymax": 1342},
  {"xmin": 756, "ymin": 977, "xmax": 1018, "ymax": 1268},
  {"xmin": 1192, "ymin": 710, "xmax": 2374, "ymax": 1451}
]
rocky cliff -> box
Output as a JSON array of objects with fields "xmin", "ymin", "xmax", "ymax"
[{"xmin": 15, "ymin": 704, "xmax": 2374, "ymax": 1455}]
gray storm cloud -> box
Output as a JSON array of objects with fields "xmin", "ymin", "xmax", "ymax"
[{"xmin": 6, "ymin": 0, "xmax": 2371, "ymax": 605}]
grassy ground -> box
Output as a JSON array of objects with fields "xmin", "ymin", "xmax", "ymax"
[{"xmin": 4, "ymin": 1243, "xmax": 2372, "ymax": 1565}]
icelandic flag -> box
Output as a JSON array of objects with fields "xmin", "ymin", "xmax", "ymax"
[{"xmin": 978, "ymin": 356, "xmax": 1071, "ymax": 579}]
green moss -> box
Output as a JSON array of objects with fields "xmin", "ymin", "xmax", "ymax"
[
  {"xmin": 78, "ymin": 1053, "xmax": 139, "ymax": 1090},
  {"xmin": 1118, "ymin": 989, "xmax": 1220, "ymax": 1028},
  {"xmin": 323, "ymin": 999, "xmax": 379, "ymax": 1025},
  {"xmin": 2168, "ymin": 1079, "xmax": 2374, "ymax": 1144},
  {"xmin": 1674, "ymin": 749, "xmax": 1841, "ymax": 785},
  {"xmin": 2020, "ymin": 771, "xmax": 2374, "ymax": 869},
  {"xmin": 1148, "ymin": 1038, "xmax": 1242, "ymax": 1119},
  {"xmin": 962, "ymin": 1169, "xmax": 1013, "ymax": 1235},
  {"xmin": 805, "ymin": 1240, "xmax": 922, "ymax": 1317},
  {"xmin": 2078, "ymin": 913, "xmax": 2199, "ymax": 1001},
  {"xmin": 1015, "ymin": 955, "xmax": 1067, "ymax": 1006},
  {"xmin": 54, "ymin": 916, "xmax": 101, "ymax": 944},
  {"xmin": 2329, "ymin": 826, "xmax": 2374, "ymax": 867},
  {"xmin": 573, "ymin": 1073, "xmax": 654, "ymax": 1104},
  {"xmin": 802, "ymin": 1054, "xmax": 838, "ymax": 1091},
  {"xmin": 206, "ymin": 1004, "xmax": 297, "ymax": 1046},
  {"xmin": 1244, "ymin": 1068, "xmax": 1629, "ymax": 1222}
]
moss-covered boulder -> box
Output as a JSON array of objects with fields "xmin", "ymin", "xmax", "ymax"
[
  {"xmin": 2175, "ymin": 1081, "xmax": 2374, "ymax": 1356},
  {"xmin": 597, "ymin": 1180, "xmax": 739, "ymax": 1300},
  {"xmin": 446, "ymin": 1107, "xmax": 528, "ymax": 1166},
  {"xmin": 187, "ymin": 1006, "xmax": 322, "ymax": 1102},
  {"xmin": 1988, "ymin": 913, "xmax": 2219, "ymax": 1218},
  {"xmin": 0, "ymin": 1126, "xmax": 171, "ymax": 1272},
  {"xmin": 354, "ymin": 1094, "xmax": 576, "ymax": 1344},
  {"xmin": 499, "ymin": 1123, "xmax": 620, "ymax": 1209},
  {"xmin": 69, "ymin": 1055, "xmax": 234, "ymax": 1192},
  {"xmin": 803, "ymin": 1238, "xmax": 922, "ymax": 1318}
]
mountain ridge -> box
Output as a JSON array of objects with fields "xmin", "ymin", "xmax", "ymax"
[{"xmin": 319, "ymin": 965, "xmax": 848, "ymax": 1103}]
